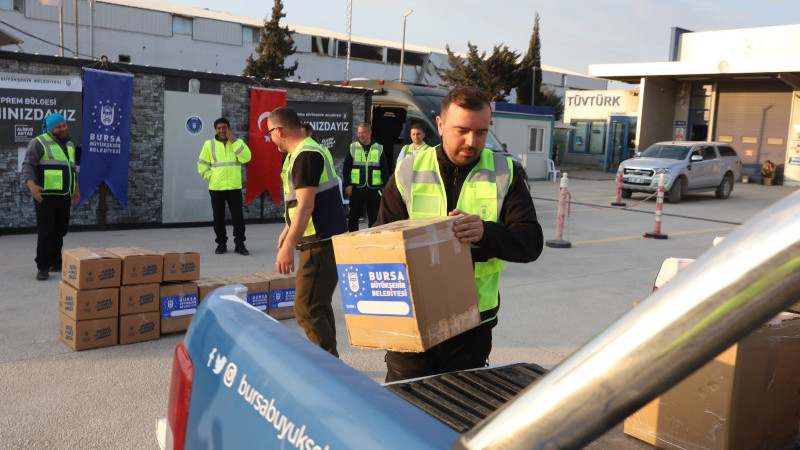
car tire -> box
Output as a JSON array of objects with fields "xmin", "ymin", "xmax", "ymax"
[
  {"xmin": 668, "ymin": 179, "xmax": 683, "ymax": 204},
  {"xmin": 621, "ymin": 188, "xmax": 632, "ymax": 199},
  {"xmin": 715, "ymin": 175, "xmax": 733, "ymax": 199}
]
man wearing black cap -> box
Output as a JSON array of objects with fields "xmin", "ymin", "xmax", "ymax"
[{"xmin": 22, "ymin": 113, "xmax": 80, "ymax": 281}]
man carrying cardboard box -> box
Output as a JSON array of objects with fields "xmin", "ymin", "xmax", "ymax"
[
  {"xmin": 375, "ymin": 86, "xmax": 543, "ymax": 381},
  {"xmin": 268, "ymin": 106, "xmax": 348, "ymax": 357}
]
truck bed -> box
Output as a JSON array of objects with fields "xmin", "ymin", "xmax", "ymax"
[{"xmin": 386, "ymin": 363, "xmax": 548, "ymax": 432}]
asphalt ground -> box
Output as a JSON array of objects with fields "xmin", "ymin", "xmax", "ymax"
[{"xmin": 0, "ymin": 172, "xmax": 795, "ymax": 449}]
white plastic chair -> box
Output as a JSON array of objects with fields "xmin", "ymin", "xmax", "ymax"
[{"xmin": 546, "ymin": 159, "xmax": 561, "ymax": 183}]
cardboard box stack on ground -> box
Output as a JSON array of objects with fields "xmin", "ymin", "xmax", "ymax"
[
  {"xmin": 253, "ymin": 271, "xmax": 296, "ymax": 320},
  {"xmin": 58, "ymin": 248, "xmax": 122, "ymax": 350},
  {"xmin": 624, "ymin": 312, "xmax": 800, "ymax": 449},
  {"xmin": 331, "ymin": 217, "xmax": 480, "ymax": 352},
  {"xmin": 107, "ymin": 247, "xmax": 163, "ymax": 345}
]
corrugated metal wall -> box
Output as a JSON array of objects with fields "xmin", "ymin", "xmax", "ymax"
[
  {"xmin": 194, "ymin": 17, "xmax": 240, "ymax": 46},
  {"xmin": 714, "ymin": 80, "xmax": 791, "ymax": 178},
  {"xmin": 24, "ymin": 0, "xmax": 171, "ymax": 36}
]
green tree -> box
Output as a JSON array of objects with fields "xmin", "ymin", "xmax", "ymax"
[
  {"xmin": 439, "ymin": 43, "xmax": 520, "ymax": 102},
  {"xmin": 539, "ymin": 86, "xmax": 564, "ymax": 121},
  {"xmin": 243, "ymin": 0, "xmax": 298, "ymax": 79},
  {"xmin": 517, "ymin": 13, "xmax": 542, "ymax": 106}
]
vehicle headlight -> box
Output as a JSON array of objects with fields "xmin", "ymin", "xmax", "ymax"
[{"xmin": 654, "ymin": 168, "xmax": 670, "ymax": 174}]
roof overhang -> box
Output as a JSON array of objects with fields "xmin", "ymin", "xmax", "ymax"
[
  {"xmin": 589, "ymin": 59, "xmax": 800, "ymax": 85},
  {"xmin": 0, "ymin": 28, "xmax": 22, "ymax": 47}
]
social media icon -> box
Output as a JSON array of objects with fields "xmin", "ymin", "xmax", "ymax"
[
  {"xmin": 223, "ymin": 362, "xmax": 237, "ymax": 387},
  {"xmin": 213, "ymin": 354, "xmax": 228, "ymax": 375}
]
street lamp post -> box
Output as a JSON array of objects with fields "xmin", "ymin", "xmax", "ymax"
[{"xmin": 399, "ymin": 9, "xmax": 413, "ymax": 82}]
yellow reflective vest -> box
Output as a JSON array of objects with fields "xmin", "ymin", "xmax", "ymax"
[
  {"xmin": 197, "ymin": 137, "xmax": 251, "ymax": 190},
  {"xmin": 395, "ymin": 147, "xmax": 512, "ymax": 323},
  {"xmin": 36, "ymin": 132, "xmax": 76, "ymax": 196},
  {"xmin": 349, "ymin": 141, "xmax": 384, "ymax": 188}
]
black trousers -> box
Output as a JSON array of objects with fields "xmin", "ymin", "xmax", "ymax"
[
  {"xmin": 347, "ymin": 187, "xmax": 381, "ymax": 232},
  {"xmin": 384, "ymin": 319, "xmax": 496, "ymax": 382},
  {"xmin": 34, "ymin": 195, "xmax": 71, "ymax": 271},
  {"xmin": 209, "ymin": 189, "xmax": 245, "ymax": 246},
  {"xmin": 294, "ymin": 241, "xmax": 339, "ymax": 357}
]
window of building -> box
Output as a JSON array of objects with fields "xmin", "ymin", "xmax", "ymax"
[
  {"xmin": 386, "ymin": 49, "xmax": 425, "ymax": 66},
  {"xmin": 242, "ymin": 26, "xmax": 260, "ymax": 44},
  {"xmin": 570, "ymin": 120, "xmax": 605, "ymax": 155},
  {"xmin": 172, "ymin": 16, "xmax": 193, "ymax": 35},
  {"xmin": 311, "ymin": 36, "xmax": 330, "ymax": 54},
  {"xmin": 0, "ymin": 0, "xmax": 23, "ymax": 12},
  {"xmin": 529, "ymin": 127, "xmax": 545, "ymax": 153},
  {"xmin": 337, "ymin": 41, "xmax": 383, "ymax": 62}
]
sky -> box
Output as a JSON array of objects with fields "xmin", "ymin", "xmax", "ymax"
[{"xmin": 165, "ymin": 0, "xmax": 799, "ymax": 75}]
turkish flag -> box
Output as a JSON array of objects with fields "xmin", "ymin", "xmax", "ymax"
[{"xmin": 246, "ymin": 87, "xmax": 287, "ymax": 206}]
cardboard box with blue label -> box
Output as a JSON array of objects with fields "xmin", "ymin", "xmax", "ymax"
[
  {"xmin": 223, "ymin": 275, "xmax": 270, "ymax": 312},
  {"xmin": 160, "ymin": 282, "xmax": 198, "ymax": 334},
  {"xmin": 106, "ymin": 247, "xmax": 163, "ymax": 285},
  {"xmin": 332, "ymin": 216, "xmax": 479, "ymax": 352},
  {"xmin": 253, "ymin": 271, "xmax": 296, "ymax": 320},
  {"xmin": 192, "ymin": 277, "xmax": 229, "ymax": 303}
]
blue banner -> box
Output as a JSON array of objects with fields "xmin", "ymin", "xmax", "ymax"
[{"xmin": 78, "ymin": 68, "xmax": 133, "ymax": 209}]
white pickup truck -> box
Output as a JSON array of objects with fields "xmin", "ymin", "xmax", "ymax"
[{"xmin": 620, "ymin": 141, "xmax": 742, "ymax": 203}]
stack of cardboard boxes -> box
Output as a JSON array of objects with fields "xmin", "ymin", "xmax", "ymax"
[
  {"xmin": 107, "ymin": 247, "xmax": 163, "ymax": 345},
  {"xmin": 57, "ymin": 247, "xmax": 297, "ymax": 351},
  {"xmin": 58, "ymin": 248, "xmax": 122, "ymax": 350}
]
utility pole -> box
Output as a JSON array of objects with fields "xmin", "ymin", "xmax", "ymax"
[{"xmin": 399, "ymin": 9, "xmax": 413, "ymax": 82}]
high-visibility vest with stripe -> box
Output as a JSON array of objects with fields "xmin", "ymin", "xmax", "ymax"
[
  {"xmin": 398, "ymin": 142, "xmax": 430, "ymax": 160},
  {"xmin": 36, "ymin": 133, "xmax": 76, "ymax": 196},
  {"xmin": 283, "ymin": 138, "xmax": 347, "ymax": 245},
  {"xmin": 197, "ymin": 137, "xmax": 251, "ymax": 190},
  {"xmin": 395, "ymin": 147, "xmax": 512, "ymax": 323},
  {"xmin": 349, "ymin": 141, "xmax": 383, "ymax": 188}
]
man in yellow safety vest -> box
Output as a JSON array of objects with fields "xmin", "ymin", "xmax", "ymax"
[{"xmin": 375, "ymin": 86, "xmax": 544, "ymax": 381}]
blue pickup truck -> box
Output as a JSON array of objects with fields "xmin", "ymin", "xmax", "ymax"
[{"xmin": 157, "ymin": 191, "xmax": 800, "ymax": 449}]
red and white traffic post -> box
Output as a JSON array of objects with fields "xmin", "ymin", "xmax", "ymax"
[
  {"xmin": 546, "ymin": 172, "xmax": 572, "ymax": 249},
  {"xmin": 611, "ymin": 169, "xmax": 626, "ymax": 207},
  {"xmin": 644, "ymin": 173, "xmax": 668, "ymax": 239}
]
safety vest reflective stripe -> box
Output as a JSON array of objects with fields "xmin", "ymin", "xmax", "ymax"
[
  {"xmin": 349, "ymin": 142, "xmax": 383, "ymax": 188},
  {"xmin": 210, "ymin": 140, "xmax": 243, "ymax": 166},
  {"xmin": 399, "ymin": 143, "xmax": 429, "ymax": 159},
  {"xmin": 36, "ymin": 133, "xmax": 75, "ymax": 196},
  {"xmin": 396, "ymin": 147, "xmax": 512, "ymax": 322},
  {"xmin": 199, "ymin": 138, "xmax": 250, "ymax": 190},
  {"xmin": 283, "ymin": 140, "xmax": 347, "ymax": 244}
]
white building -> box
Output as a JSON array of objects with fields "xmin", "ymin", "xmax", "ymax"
[
  {"xmin": 590, "ymin": 24, "xmax": 800, "ymax": 185},
  {"xmin": 0, "ymin": 0, "xmax": 608, "ymax": 92}
]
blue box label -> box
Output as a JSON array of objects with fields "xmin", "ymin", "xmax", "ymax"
[
  {"xmin": 160, "ymin": 293, "xmax": 199, "ymax": 319},
  {"xmin": 247, "ymin": 290, "xmax": 269, "ymax": 311},
  {"xmin": 337, "ymin": 263, "xmax": 412, "ymax": 317},
  {"xmin": 269, "ymin": 288, "xmax": 295, "ymax": 309}
]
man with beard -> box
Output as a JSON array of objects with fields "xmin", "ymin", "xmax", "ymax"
[
  {"xmin": 374, "ymin": 86, "xmax": 543, "ymax": 381},
  {"xmin": 22, "ymin": 113, "xmax": 80, "ymax": 281}
]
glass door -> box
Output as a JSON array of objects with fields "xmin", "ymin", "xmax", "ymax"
[{"xmin": 606, "ymin": 116, "xmax": 637, "ymax": 172}]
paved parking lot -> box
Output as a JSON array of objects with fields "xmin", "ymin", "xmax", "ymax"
[{"xmin": 0, "ymin": 173, "xmax": 795, "ymax": 448}]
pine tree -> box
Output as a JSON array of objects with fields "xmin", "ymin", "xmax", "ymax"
[
  {"xmin": 517, "ymin": 13, "xmax": 542, "ymax": 105},
  {"xmin": 439, "ymin": 43, "xmax": 519, "ymax": 102},
  {"xmin": 243, "ymin": 0, "xmax": 298, "ymax": 79}
]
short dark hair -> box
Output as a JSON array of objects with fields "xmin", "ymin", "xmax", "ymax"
[
  {"xmin": 270, "ymin": 106, "xmax": 302, "ymax": 129},
  {"xmin": 440, "ymin": 86, "xmax": 490, "ymax": 120},
  {"xmin": 213, "ymin": 117, "xmax": 230, "ymax": 128},
  {"xmin": 409, "ymin": 122, "xmax": 425, "ymax": 132}
]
